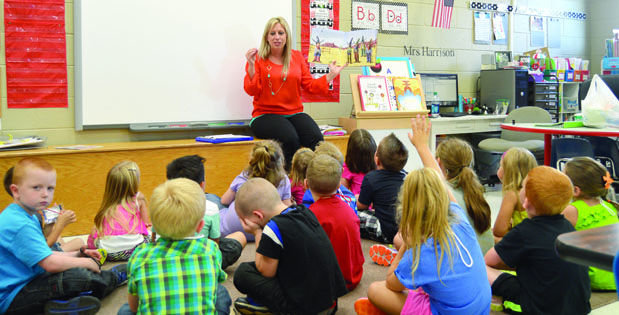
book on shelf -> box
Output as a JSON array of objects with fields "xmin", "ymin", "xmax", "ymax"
[
  {"xmin": 358, "ymin": 76, "xmax": 393, "ymax": 112},
  {"xmin": 391, "ymin": 76, "xmax": 425, "ymax": 111}
]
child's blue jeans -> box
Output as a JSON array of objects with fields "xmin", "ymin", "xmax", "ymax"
[{"xmin": 5, "ymin": 267, "xmax": 119, "ymax": 314}]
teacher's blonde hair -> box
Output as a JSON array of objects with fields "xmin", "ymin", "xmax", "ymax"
[{"xmin": 259, "ymin": 17, "xmax": 292, "ymax": 76}]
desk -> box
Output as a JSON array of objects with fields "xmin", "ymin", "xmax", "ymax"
[
  {"xmin": 0, "ymin": 137, "xmax": 349, "ymax": 235},
  {"xmin": 340, "ymin": 115, "xmax": 507, "ymax": 170},
  {"xmin": 501, "ymin": 123, "xmax": 619, "ymax": 165},
  {"xmin": 555, "ymin": 223, "xmax": 619, "ymax": 272}
]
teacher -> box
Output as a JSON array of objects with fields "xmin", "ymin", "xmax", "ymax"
[{"xmin": 244, "ymin": 16, "xmax": 345, "ymax": 169}]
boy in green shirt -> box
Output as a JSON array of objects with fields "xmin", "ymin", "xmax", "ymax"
[{"xmin": 118, "ymin": 178, "xmax": 229, "ymax": 314}]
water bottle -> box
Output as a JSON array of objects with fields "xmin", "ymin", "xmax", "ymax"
[{"xmin": 431, "ymin": 92, "xmax": 440, "ymax": 115}]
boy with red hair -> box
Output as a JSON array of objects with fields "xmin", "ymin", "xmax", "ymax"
[{"xmin": 485, "ymin": 166, "xmax": 591, "ymax": 315}]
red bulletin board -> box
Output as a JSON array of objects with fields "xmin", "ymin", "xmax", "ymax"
[
  {"xmin": 4, "ymin": 0, "xmax": 68, "ymax": 108},
  {"xmin": 301, "ymin": 0, "xmax": 340, "ymax": 103}
]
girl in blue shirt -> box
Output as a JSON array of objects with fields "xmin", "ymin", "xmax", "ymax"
[{"xmin": 355, "ymin": 115, "xmax": 491, "ymax": 314}]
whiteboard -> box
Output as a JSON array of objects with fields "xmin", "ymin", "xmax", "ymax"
[{"xmin": 74, "ymin": 0, "xmax": 295, "ymax": 129}]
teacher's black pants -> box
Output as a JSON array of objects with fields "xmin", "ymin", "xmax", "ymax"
[{"xmin": 250, "ymin": 113, "xmax": 323, "ymax": 170}]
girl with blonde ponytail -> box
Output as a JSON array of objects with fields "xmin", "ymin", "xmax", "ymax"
[
  {"xmin": 436, "ymin": 138, "xmax": 493, "ymax": 254},
  {"xmin": 219, "ymin": 140, "xmax": 292, "ymax": 240}
]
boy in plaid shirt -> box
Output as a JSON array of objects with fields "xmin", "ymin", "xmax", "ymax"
[{"xmin": 118, "ymin": 178, "xmax": 230, "ymax": 314}]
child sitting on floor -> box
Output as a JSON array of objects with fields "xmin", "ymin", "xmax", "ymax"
[
  {"xmin": 307, "ymin": 154, "xmax": 364, "ymax": 291},
  {"xmin": 562, "ymin": 157, "xmax": 618, "ymax": 291},
  {"xmin": 358, "ymin": 133, "xmax": 408, "ymax": 245},
  {"xmin": 492, "ymin": 147, "xmax": 537, "ymax": 240},
  {"xmin": 355, "ymin": 116, "xmax": 490, "ymax": 315},
  {"xmin": 301, "ymin": 141, "xmax": 357, "ymax": 211},
  {"xmin": 0, "ymin": 158, "xmax": 127, "ymax": 314},
  {"xmin": 436, "ymin": 138, "xmax": 493, "ymax": 254},
  {"xmin": 4, "ymin": 166, "xmax": 84, "ymax": 252},
  {"xmin": 87, "ymin": 161, "xmax": 151, "ymax": 261},
  {"xmin": 232, "ymin": 177, "xmax": 347, "ymax": 314},
  {"xmin": 289, "ymin": 148, "xmax": 315, "ymax": 205},
  {"xmin": 485, "ymin": 166, "xmax": 591, "ymax": 314},
  {"xmin": 166, "ymin": 154, "xmax": 246, "ymax": 270},
  {"xmin": 219, "ymin": 140, "xmax": 292, "ymax": 241},
  {"xmin": 342, "ymin": 129, "xmax": 377, "ymax": 196},
  {"xmin": 118, "ymin": 178, "xmax": 229, "ymax": 315}
]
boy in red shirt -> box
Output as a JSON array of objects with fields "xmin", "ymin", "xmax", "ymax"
[{"xmin": 307, "ymin": 154, "xmax": 364, "ymax": 291}]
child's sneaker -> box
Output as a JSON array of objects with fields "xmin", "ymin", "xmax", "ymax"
[
  {"xmin": 369, "ymin": 244, "xmax": 396, "ymax": 266},
  {"xmin": 233, "ymin": 297, "xmax": 273, "ymax": 315},
  {"xmin": 44, "ymin": 295, "xmax": 101, "ymax": 315},
  {"xmin": 354, "ymin": 298, "xmax": 385, "ymax": 315},
  {"xmin": 109, "ymin": 263, "xmax": 128, "ymax": 287}
]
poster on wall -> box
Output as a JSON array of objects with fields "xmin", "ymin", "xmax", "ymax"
[
  {"xmin": 530, "ymin": 16, "xmax": 545, "ymax": 47},
  {"xmin": 4, "ymin": 0, "xmax": 68, "ymax": 108},
  {"xmin": 493, "ymin": 12, "xmax": 507, "ymax": 45},
  {"xmin": 547, "ymin": 18, "xmax": 561, "ymax": 48},
  {"xmin": 474, "ymin": 11, "xmax": 491, "ymax": 44},
  {"xmin": 352, "ymin": 0, "xmax": 379, "ymax": 30},
  {"xmin": 302, "ymin": 0, "xmax": 340, "ymax": 103},
  {"xmin": 381, "ymin": 3, "xmax": 408, "ymax": 34}
]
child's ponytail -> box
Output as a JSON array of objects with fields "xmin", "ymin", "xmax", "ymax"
[
  {"xmin": 436, "ymin": 138, "xmax": 491, "ymax": 234},
  {"xmin": 247, "ymin": 140, "xmax": 286, "ymax": 187},
  {"xmin": 456, "ymin": 167, "xmax": 491, "ymax": 234}
]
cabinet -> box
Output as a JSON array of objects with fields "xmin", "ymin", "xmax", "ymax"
[
  {"xmin": 529, "ymin": 81, "xmax": 560, "ymax": 121},
  {"xmin": 528, "ymin": 80, "xmax": 580, "ymax": 122}
]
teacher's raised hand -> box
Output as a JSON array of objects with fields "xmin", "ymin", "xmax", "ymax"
[
  {"xmin": 246, "ymin": 48, "xmax": 258, "ymax": 64},
  {"xmin": 246, "ymin": 48, "xmax": 258, "ymax": 78},
  {"xmin": 326, "ymin": 61, "xmax": 347, "ymax": 82}
]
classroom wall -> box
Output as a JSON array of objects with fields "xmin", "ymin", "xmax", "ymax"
[
  {"xmin": 0, "ymin": 0, "xmax": 589, "ymax": 145},
  {"xmin": 588, "ymin": 0, "xmax": 619, "ymax": 75}
]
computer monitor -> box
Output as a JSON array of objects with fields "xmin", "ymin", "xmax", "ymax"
[{"xmin": 419, "ymin": 73, "xmax": 459, "ymax": 109}]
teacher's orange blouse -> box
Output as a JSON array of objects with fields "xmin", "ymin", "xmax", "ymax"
[{"xmin": 244, "ymin": 50, "xmax": 329, "ymax": 117}]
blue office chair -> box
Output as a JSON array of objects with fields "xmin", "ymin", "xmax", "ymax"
[
  {"xmin": 550, "ymin": 137, "xmax": 594, "ymax": 171},
  {"xmin": 581, "ymin": 136, "xmax": 619, "ymax": 181}
]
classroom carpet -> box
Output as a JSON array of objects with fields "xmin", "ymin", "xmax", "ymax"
[{"xmin": 97, "ymin": 238, "xmax": 618, "ymax": 314}]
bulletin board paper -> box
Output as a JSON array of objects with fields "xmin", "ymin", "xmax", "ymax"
[
  {"xmin": 302, "ymin": 0, "xmax": 340, "ymax": 103},
  {"xmin": 5, "ymin": 0, "xmax": 68, "ymax": 109}
]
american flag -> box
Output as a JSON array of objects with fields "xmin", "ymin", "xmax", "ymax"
[{"xmin": 432, "ymin": 0, "xmax": 454, "ymax": 29}]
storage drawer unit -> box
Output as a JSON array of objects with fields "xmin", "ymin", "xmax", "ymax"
[{"xmin": 528, "ymin": 81, "xmax": 560, "ymax": 121}]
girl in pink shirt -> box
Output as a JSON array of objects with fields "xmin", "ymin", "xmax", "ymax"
[
  {"xmin": 87, "ymin": 161, "xmax": 150, "ymax": 261},
  {"xmin": 342, "ymin": 129, "xmax": 377, "ymax": 196},
  {"xmin": 289, "ymin": 148, "xmax": 315, "ymax": 205}
]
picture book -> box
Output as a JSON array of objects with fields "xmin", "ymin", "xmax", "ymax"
[
  {"xmin": 362, "ymin": 57, "xmax": 416, "ymax": 110},
  {"xmin": 392, "ymin": 76, "xmax": 425, "ymax": 111},
  {"xmin": 308, "ymin": 28, "xmax": 378, "ymax": 67},
  {"xmin": 358, "ymin": 76, "xmax": 392, "ymax": 111}
]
